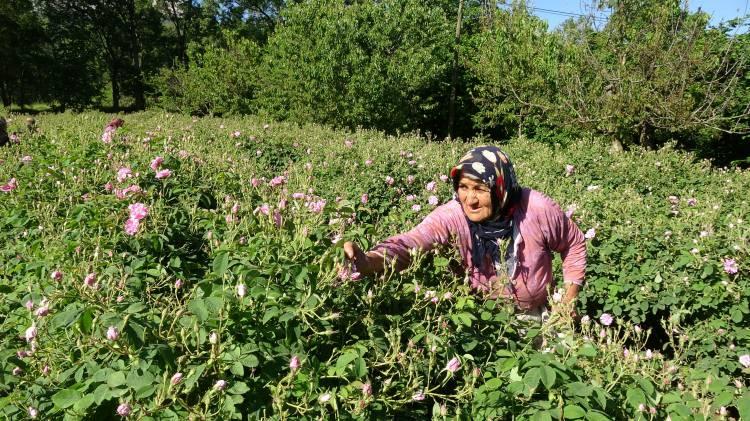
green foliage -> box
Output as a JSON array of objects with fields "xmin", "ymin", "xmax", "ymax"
[
  {"xmin": 468, "ymin": 1, "xmax": 561, "ymax": 140},
  {"xmin": 255, "ymin": 0, "xmax": 453, "ymax": 134},
  {"xmin": 555, "ymin": 0, "xmax": 749, "ymax": 149},
  {"xmin": 0, "ymin": 111, "xmax": 748, "ymax": 418},
  {"xmin": 152, "ymin": 31, "xmax": 261, "ymax": 116}
]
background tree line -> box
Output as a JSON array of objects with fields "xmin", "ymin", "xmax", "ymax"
[{"xmin": 2, "ymin": 0, "xmax": 749, "ymax": 164}]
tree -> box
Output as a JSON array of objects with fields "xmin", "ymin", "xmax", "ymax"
[
  {"xmin": 0, "ymin": 0, "xmax": 48, "ymax": 107},
  {"xmin": 255, "ymin": 0, "xmax": 454, "ymax": 135},
  {"xmin": 468, "ymin": 1, "xmax": 560, "ymax": 139},
  {"xmin": 40, "ymin": 0, "xmax": 164, "ymax": 110},
  {"xmin": 556, "ymin": 0, "xmax": 750, "ymax": 149}
]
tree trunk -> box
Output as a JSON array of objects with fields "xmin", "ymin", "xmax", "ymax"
[
  {"xmin": 609, "ymin": 138, "xmax": 624, "ymax": 153},
  {"xmin": 111, "ymin": 67, "xmax": 120, "ymax": 111},
  {"xmin": 0, "ymin": 80, "xmax": 11, "ymax": 107},
  {"xmin": 126, "ymin": 0, "xmax": 146, "ymax": 110},
  {"xmin": 447, "ymin": 0, "xmax": 464, "ymax": 139},
  {"xmin": 639, "ymin": 121, "xmax": 655, "ymax": 149}
]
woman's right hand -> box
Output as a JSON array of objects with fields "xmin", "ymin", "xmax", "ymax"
[{"xmin": 343, "ymin": 241, "xmax": 374, "ymax": 276}]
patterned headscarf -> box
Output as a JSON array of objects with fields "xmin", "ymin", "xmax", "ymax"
[{"xmin": 449, "ymin": 146, "xmax": 522, "ymax": 268}]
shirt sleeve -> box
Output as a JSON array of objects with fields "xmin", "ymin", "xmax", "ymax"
[
  {"xmin": 537, "ymin": 196, "xmax": 587, "ymax": 285},
  {"xmin": 369, "ymin": 203, "xmax": 458, "ymax": 272}
]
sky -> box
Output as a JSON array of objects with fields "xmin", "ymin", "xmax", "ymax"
[{"xmin": 516, "ymin": 0, "xmax": 750, "ymax": 30}]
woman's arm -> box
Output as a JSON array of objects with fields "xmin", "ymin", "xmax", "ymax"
[
  {"xmin": 536, "ymin": 195, "xmax": 587, "ymax": 308},
  {"xmin": 344, "ymin": 202, "xmax": 463, "ymax": 276}
]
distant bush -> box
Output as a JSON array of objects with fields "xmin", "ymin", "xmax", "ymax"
[
  {"xmin": 255, "ymin": 0, "xmax": 453, "ymax": 134},
  {"xmin": 152, "ymin": 31, "xmax": 260, "ymax": 116}
]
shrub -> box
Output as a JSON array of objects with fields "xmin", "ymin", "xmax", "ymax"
[
  {"xmin": 152, "ymin": 31, "xmax": 260, "ymax": 116},
  {"xmin": 255, "ymin": 0, "xmax": 453, "ymax": 134}
]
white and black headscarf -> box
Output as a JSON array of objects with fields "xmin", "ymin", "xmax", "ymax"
[{"xmin": 449, "ymin": 146, "xmax": 522, "ymax": 268}]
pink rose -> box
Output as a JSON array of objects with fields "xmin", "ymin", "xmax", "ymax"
[{"xmin": 155, "ymin": 169, "xmax": 172, "ymax": 179}]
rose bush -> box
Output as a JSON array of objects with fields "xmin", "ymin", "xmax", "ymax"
[{"xmin": 0, "ymin": 112, "xmax": 748, "ymax": 419}]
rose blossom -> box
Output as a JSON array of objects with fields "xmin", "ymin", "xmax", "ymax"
[
  {"xmin": 385, "ymin": 176, "xmax": 394, "ymax": 186},
  {"xmin": 584, "ymin": 228, "xmax": 596, "ymax": 239},
  {"xmin": 428, "ymin": 195, "xmax": 439, "ymax": 206},
  {"xmin": 155, "ymin": 169, "xmax": 172, "ymax": 179},
  {"xmin": 255, "ymin": 203, "xmax": 270, "ymax": 216},
  {"xmin": 236, "ymin": 283, "xmax": 247, "ymax": 298},
  {"xmin": 107, "ymin": 326, "xmax": 119, "ymax": 341},
  {"xmin": 34, "ymin": 304, "xmax": 49, "ymax": 317},
  {"xmin": 362, "ymin": 382, "xmax": 372, "ymax": 397},
  {"xmin": 28, "ymin": 407, "xmax": 39, "ymax": 419},
  {"xmin": 740, "ymin": 354, "xmax": 750, "ymax": 368},
  {"xmin": 446, "ymin": 357, "xmax": 461, "ymax": 373},
  {"xmin": 411, "ymin": 204, "xmax": 422, "ymax": 212},
  {"xmin": 214, "ymin": 380, "xmax": 228, "ymax": 391},
  {"xmin": 426, "ymin": 181, "xmax": 436, "ymax": 191},
  {"xmin": 565, "ymin": 164, "xmax": 575, "ymax": 176},
  {"xmin": 128, "ymin": 203, "xmax": 148, "ymax": 220},
  {"xmin": 150, "ymin": 156, "xmax": 164, "ymax": 171},
  {"xmin": 25, "ymin": 324, "xmax": 37, "ymax": 342},
  {"xmin": 116, "ymin": 403, "xmax": 131, "ymax": 417},
  {"xmin": 273, "ymin": 210, "xmax": 282, "ymax": 227},
  {"xmin": 170, "ymin": 372, "xmax": 183, "ymax": 385},
  {"xmin": 84, "ymin": 272, "xmax": 97, "ymax": 288},
  {"xmin": 290, "ymin": 355, "xmax": 301, "ymax": 371},
  {"xmin": 361, "ymin": 194, "xmax": 368, "ymax": 204},
  {"xmin": 600, "ymin": 313, "xmax": 613, "ymax": 326},
  {"xmin": 723, "ymin": 258, "xmax": 739, "ymax": 275},
  {"xmin": 116, "ymin": 167, "xmax": 132, "ymax": 183},
  {"xmin": 124, "ymin": 218, "xmax": 139, "ymax": 236}
]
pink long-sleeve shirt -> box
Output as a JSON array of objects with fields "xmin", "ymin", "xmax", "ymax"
[{"xmin": 371, "ymin": 188, "xmax": 586, "ymax": 310}]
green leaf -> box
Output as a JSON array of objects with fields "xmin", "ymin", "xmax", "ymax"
[
  {"xmin": 52, "ymin": 388, "xmax": 83, "ymax": 409},
  {"xmin": 127, "ymin": 372, "xmax": 155, "ymax": 391},
  {"xmin": 188, "ymin": 299, "xmax": 209, "ymax": 322},
  {"xmin": 354, "ymin": 357, "xmax": 368, "ymax": 378},
  {"xmin": 530, "ymin": 410, "xmax": 552, "ymax": 421},
  {"xmin": 53, "ymin": 306, "xmax": 82, "ymax": 329},
  {"xmin": 92, "ymin": 383, "xmax": 111, "ymax": 404},
  {"xmin": 213, "ymin": 253, "xmax": 230, "ymax": 276},
  {"xmin": 738, "ymin": 392, "xmax": 750, "ymax": 420},
  {"xmin": 523, "ymin": 367, "xmax": 540, "ymax": 391},
  {"xmin": 540, "ymin": 365, "xmax": 556, "ymax": 390},
  {"xmin": 335, "ymin": 352, "xmax": 358, "ymax": 375},
  {"xmin": 108, "ymin": 371, "xmax": 126, "ymax": 388},
  {"xmin": 78, "ymin": 308, "xmax": 93, "ymax": 334},
  {"xmin": 731, "ymin": 309, "xmax": 743, "ymax": 323},
  {"xmin": 626, "ymin": 388, "xmax": 647, "ymax": 408},
  {"xmin": 230, "ymin": 362, "xmax": 244, "ymax": 376},
  {"xmin": 577, "ymin": 343, "xmax": 598, "ymax": 357},
  {"xmin": 126, "ymin": 303, "xmax": 147, "ymax": 314},
  {"xmin": 228, "ymin": 382, "xmax": 250, "ymax": 395},
  {"xmin": 563, "ymin": 405, "xmax": 586, "ymax": 419},
  {"xmin": 240, "ymin": 354, "xmax": 259, "ymax": 368},
  {"xmin": 73, "ymin": 394, "xmax": 95, "ymax": 411},
  {"xmin": 585, "ymin": 411, "xmax": 611, "ymax": 421},
  {"xmin": 205, "ymin": 297, "xmax": 224, "ymax": 315},
  {"xmin": 565, "ymin": 382, "xmax": 592, "ymax": 397}
]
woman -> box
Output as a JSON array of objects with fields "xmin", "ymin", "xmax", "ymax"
[{"xmin": 343, "ymin": 146, "xmax": 586, "ymax": 318}]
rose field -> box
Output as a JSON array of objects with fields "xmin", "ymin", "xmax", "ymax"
[{"xmin": 0, "ymin": 111, "xmax": 749, "ymax": 420}]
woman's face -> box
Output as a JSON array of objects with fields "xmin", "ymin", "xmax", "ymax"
[{"xmin": 457, "ymin": 176, "xmax": 493, "ymax": 222}]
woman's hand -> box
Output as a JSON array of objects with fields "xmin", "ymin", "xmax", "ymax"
[{"xmin": 343, "ymin": 241, "xmax": 380, "ymax": 276}]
